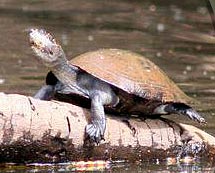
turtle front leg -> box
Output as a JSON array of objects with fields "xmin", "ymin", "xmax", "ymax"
[
  {"xmin": 85, "ymin": 91, "xmax": 119, "ymax": 144},
  {"xmin": 85, "ymin": 94, "xmax": 106, "ymax": 144},
  {"xmin": 34, "ymin": 85, "xmax": 55, "ymax": 100},
  {"xmin": 34, "ymin": 71, "xmax": 59, "ymax": 100}
]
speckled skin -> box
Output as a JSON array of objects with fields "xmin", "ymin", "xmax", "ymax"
[{"xmin": 30, "ymin": 29, "xmax": 206, "ymax": 144}]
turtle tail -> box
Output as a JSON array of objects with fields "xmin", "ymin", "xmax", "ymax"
[{"xmin": 154, "ymin": 102, "xmax": 206, "ymax": 124}]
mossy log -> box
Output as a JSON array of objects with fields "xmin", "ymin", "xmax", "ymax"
[{"xmin": 0, "ymin": 93, "xmax": 214, "ymax": 163}]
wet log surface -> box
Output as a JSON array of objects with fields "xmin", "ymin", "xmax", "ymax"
[{"xmin": 0, "ymin": 93, "xmax": 214, "ymax": 163}]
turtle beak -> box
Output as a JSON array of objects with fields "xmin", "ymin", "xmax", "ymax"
[
  {"xmin": 28, "ymin": 28, "xmax": 66, "ymax": 67},
  {"xmin": 29, "ymin": 28, "xmax": 42, "ymax": 49},
  {"xmin": 29, "ymin": 29, "xmax": 49, "ymax": 52},
  {"xmin": 28, "ymin": 28, "xmax": 57, "ymax": 50},
  {"xmin": 29, "ymin": 28, "xmax": 60, "ymax": 58}
]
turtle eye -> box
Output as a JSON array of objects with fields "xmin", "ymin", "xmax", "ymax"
[
  {"xmin": 49, "ymin": 51, "xmax": 53, "ymax": 55},
  {"xmin": 30, "ymin": 40, "xmax": 35, "ymax": 46}
]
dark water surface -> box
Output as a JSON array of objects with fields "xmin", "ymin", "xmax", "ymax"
[{"xmin": 0, "ymin": 0, "xmax": 215, "ymax": 172}]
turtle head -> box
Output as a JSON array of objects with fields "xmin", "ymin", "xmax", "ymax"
[{"xmin": 29, "ymin": 28, "xmax": 67, "ymax": 68}]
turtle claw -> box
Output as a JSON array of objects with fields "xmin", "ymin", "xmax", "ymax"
[
  {"xmin": 85, "ymin": 121, "xmax": 105, "ymax": 144},
  {"xmin": 186, "ymin": 108, "xmax": 206, "ymax": 124},
  {"xmin": 160, "ymin": 103, "xmax": 206, "ymax": 124}
]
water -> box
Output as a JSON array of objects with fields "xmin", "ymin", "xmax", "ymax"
[
  {"xmin": 0, "ymin": 161, "xmax": 214, "ymax": 173},
  {"xmin": 0, "ymin": 0, "xmax": 214, "ymax": 172}
]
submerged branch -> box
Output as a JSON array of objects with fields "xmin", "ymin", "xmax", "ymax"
[{"xmin": 0, "ymin": 93, "xmax": 214, "ymax": 163}]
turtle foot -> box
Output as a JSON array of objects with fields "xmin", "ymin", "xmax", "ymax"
[
  {"xmin": 160, "ymin": 102, "xmax": 207, "ymax": 124},
  {"xmin": 185, "ymin": 108, "xmax": 206, "ymax": 124},
  {"xmin": 85, "ymin": 121, "xmax": 106, "ymax": 144}
]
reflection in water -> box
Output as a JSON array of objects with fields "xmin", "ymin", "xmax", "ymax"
[
  {"xmin": 0, "ymin": 161, "xmax": 214, "ymax": 173},
  {"xmin": 0, "ymin": 0, "xmax": 214, "ymax": 172}
]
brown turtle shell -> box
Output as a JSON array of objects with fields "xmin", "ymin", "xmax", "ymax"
[{"xmin": 71, "ymin": 49, "xmax": 191, "ymax": 103}]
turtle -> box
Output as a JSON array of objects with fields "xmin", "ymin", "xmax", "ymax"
[{"xmin": 29, "ymin": 28, "xmax": 206, "ymax": 144}]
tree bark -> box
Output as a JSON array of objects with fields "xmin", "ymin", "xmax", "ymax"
[{"xmin": 0, "ymin": 92, "xmax": 214, "ymax": 163}]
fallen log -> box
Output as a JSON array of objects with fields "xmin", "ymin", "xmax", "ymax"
[{"xmin": 0, "ymin": 92, "xmax": 214, "ymax": 163}]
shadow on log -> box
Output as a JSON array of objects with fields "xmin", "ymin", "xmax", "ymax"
[{"xmin": 0, "ymin": 93, "xmax": 214, "ymax": 163}]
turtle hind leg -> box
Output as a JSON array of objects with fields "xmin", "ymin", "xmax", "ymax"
[{"xmin": 154, "ymin": 102, "xmax": 206, "ymax": 124}]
